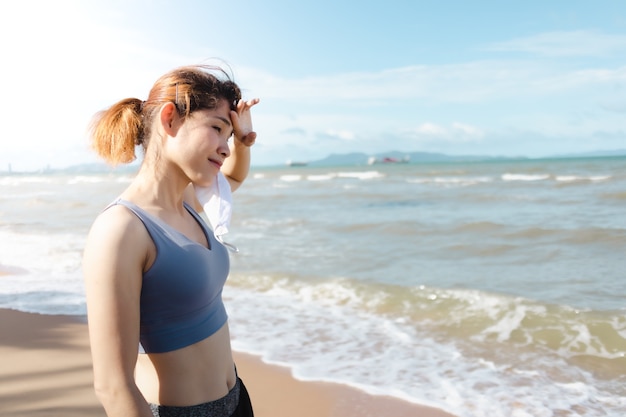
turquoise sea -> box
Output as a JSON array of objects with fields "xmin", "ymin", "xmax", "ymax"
[{"xmin": 1, "ymin": 156, "xmax": 625, "ymax": 417}]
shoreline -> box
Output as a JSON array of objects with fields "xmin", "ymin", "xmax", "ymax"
[{"xmin": 0, "ymin": 308, "xmax": 457, "ymax": 417}]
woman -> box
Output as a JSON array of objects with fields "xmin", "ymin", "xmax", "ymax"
[{"xmin": 83, "ymin": 65, "xmax": 259, "ymax": 417}]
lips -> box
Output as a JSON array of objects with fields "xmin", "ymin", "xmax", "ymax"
[{"xmin": 208, "ymin": 158, "xmax": 223, "ymax": 168}]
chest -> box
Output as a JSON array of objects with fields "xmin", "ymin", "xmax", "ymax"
[{"xmin": 140, "ymin": 227, "xmax": 230, "ymax": 313}]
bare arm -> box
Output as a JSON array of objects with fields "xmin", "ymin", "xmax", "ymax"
[
  {"xmin": 83, "ymin": 207, "xmax": 153, "ymax": 417},
  {"xmin": 221, "ymin": 98, "xmax": 260, "ymax": 192}
]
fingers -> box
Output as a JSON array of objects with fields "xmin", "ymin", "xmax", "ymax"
[
  {"xmin": 231, "ymin": 98, "xmax": 259, "ymax": 146},
  {"xmin": 237, "ymin": 98, "xmax": 260, "ymax": 112}
]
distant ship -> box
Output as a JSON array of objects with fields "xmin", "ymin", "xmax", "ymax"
[
  {"xmin": 367, "ymin": 155, "xmax": 410, "ymax": 165},
  {"xmin": 286, "ymin": 160, "xmax": 308, "ymax": 167}
]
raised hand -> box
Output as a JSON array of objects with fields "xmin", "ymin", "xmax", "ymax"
[{"xmin": 231, "ymin": 98, "xmax": 260, "ymax": 147}]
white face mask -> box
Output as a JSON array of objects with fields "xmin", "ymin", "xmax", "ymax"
[{"xmin": 194, "ymin": 172, "xmax": 238, "ymax": 253}]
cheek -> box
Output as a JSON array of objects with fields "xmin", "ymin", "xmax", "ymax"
[{"xmin": 164, "ymin": 137, "xmax": 199, "ymax": 166}]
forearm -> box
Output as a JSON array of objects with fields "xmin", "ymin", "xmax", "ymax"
[{"xmin": 221, "ymin": 141, "xmax": 251, "ymax": 192}]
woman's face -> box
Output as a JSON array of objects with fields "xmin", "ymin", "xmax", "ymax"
[{"xmin": 167, "ymin": 99, "xmax": 233, "ymax": 187}]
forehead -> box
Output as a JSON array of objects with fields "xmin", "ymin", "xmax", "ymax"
[{"xmin": 194, "ymin": 100, "xmax": 231, "ymax": 123}]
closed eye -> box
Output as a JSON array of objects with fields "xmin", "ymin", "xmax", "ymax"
[{"xmin": 213, "ymin": 126, "xmax": 222, "ymax": 133}]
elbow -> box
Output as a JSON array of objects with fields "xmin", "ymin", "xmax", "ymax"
[
  {"xmin": 225, "ymin": 175, "xmax": 244, "ymax": 192},
  {"xmin": 93, "ymin": 378, "xmax": 115, "ymax": 405},
  {"xmin": 92, "ymin": 376, "xmax": 133, "ymax": 410}
]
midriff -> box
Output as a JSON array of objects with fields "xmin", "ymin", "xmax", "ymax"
[{"xmin": 135, "ymin": 323, "xmax": 236, "ymax": 406}]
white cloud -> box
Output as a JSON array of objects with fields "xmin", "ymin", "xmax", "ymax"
[
  {"xmin": 451, "ymin": 122, "xmax": 485, "ymax": 139},
  {"xmin": 404, "ymin": 122, "xmax": 484, "ymax": 143},
  {"xmin": 414, "ymin": 123, "xmax": 448, "ymax": 136},
  {"xmin": 241, "ymin": 59, "xmax": 626, "ymax": 106},
  {"xmin": 484, "ymin": 30, "xmax": 626, "ymax": 57},
  {"xmin": 323, "ymin": 129, "xmax": 356, "ymax": 140}
]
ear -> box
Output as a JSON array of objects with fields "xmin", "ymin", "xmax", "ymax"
[{"xmin": 159, "ymin": 102, "xmax": 181, "ymax": 137}]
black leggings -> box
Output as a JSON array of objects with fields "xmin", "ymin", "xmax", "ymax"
[
  {"xmin": 230, "ymin": 378, "xmax": 253, "ymax": 417},
  {"xmin": 149, "ymin": 377, "xmax": 254, "ymax": 417}
]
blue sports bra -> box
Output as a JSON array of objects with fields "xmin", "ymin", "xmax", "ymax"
[{"xmin": 109, "ymin": 199, "xmax": 230, "ymax": 354}]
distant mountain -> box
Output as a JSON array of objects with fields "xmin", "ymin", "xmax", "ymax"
[
  {"xmin": 307, "ymin": 149, "xmax": 626, "ymax": 167},
  {"xmin": 309, "ymin": 152, "xmax": 372, "ymax": 166},
  {"xmin": 308, "ymin": 151, "xmax": 525, "ymax": 166},
  {"xmin": 549, "ymin": 149, "xmax": 626, "ymax": 159},
  {"xmin": 53, "ymin": 163, "xmax": 140, "ymax": 174}
]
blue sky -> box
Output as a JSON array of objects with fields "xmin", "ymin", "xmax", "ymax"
[{"xmin": 1, "ymin": 0, "xmax": 625, "ymax": 171}]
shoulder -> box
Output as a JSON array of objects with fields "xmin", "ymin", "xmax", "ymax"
[
  {"xmin": 84, "ymin": 203, "xmax": 152, "ymax": 271},
  {"xmin": 89, "ymin": 203, "xmax": 148, "ymax": 243}
]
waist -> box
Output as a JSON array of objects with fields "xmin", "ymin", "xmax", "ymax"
[
  {"xmin": 149, "ymin": 377, "xmax": 240, "ymax": 417},
  {"xmin": 136, "ymin": 323, "xmax": 236, "ymax": 405}
]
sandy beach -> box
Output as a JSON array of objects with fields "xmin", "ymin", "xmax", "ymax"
[{"xmin": 0, "ymin": 308, "xmax": 457, "ymax": 417}]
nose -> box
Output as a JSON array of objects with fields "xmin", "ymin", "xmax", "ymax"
[{"xmin": 219, "ymin": 137, "xmax": 231, "ymax": 158}]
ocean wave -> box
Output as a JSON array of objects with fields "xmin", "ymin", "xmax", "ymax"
[
  {"xmin": 0, "ymin": 229, "xmax": 85, "ymax": 315},
  {"xmin": 337, "ymin": 170, "xmax": 384, "ymax": 180},
  {"xmin": 306, "ymin": 173, "xmax": 337, "ymax": 181},
  {"xmin": 275, "ymin": 170, "xmax": 384, "ymax": 183},
  {"xmin": 227, "ymin": 273, "xmax": 626, "ymax": 365},
  {"xmin": 604, "ymin": 191, "xmax": 626, "ymax": 201},
  {"xmin": 561, "ymin": 227, "xmax": 626, "ymax": 246},
  {"xmin": 67, "ymin": 174, "xmax": 133, "ymax": 184},
  {"xmin": 407, "ymin": 176, "xmax": 494, "ymax": 187},
  {"xmin": 556, "ymin": 175, "xmax": 611, "ymax": 182},
  {"xmin": 278, "ymin": 174, "xmax": 303, "ymax": 182},
  {"xmin": 225, "ymin": 273, "xmax": 626, "ymax": 417},
  {"xmin": 0, "ymin": 175, "xmax": 54, "ymax": 186},
  {"xmin": 0, "ymin": 173, "xmax": 133, "ymax": 186},
  {"xmin": 452, "ymin": 221, "xmax": 506, "ymax": 233},
  {"xmin": 502, "ymin": 173, "xmax": 550, "ymax": 181}
]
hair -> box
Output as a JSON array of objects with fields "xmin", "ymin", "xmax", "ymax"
[{"xmin": 89, "ymin": 65, "xmax": 242, "ymax": 165}]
